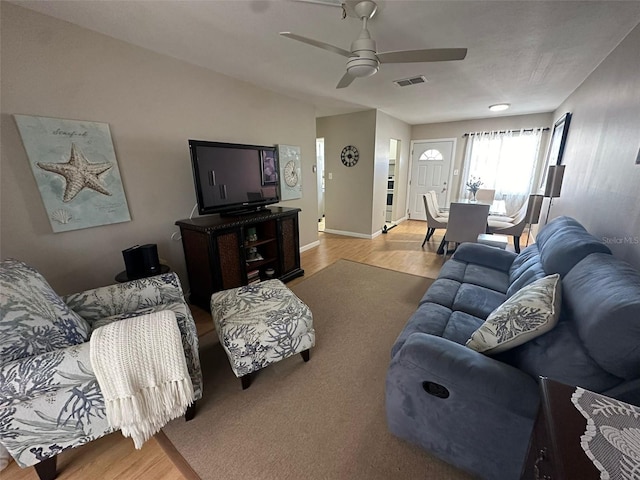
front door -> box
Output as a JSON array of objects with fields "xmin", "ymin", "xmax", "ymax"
[{"xmin": 408, "ymin": 139, "xmax": 455, "ymax": 220}]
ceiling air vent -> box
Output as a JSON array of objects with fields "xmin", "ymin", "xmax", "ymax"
[{"xmin": 393, "ymin": 75, "xmax": 428, "ymax": 87}]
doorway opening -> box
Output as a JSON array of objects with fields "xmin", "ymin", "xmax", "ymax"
[
  {"xmin": 384, "ymin": 138, "xmax": 400, "ymax": 233},
  {"xmin": 316, "ymin": 138, "xmax": 325, "ymax": 232}
]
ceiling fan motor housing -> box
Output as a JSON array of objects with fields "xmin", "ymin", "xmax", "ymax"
[{"xmin": 347, "ymin": 37, "xmax": 379, "ymax": 77}]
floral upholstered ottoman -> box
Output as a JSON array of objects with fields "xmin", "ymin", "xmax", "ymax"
[{"xmin": 210, "ymin": 279, "xmax": 315, "ymax": 389}]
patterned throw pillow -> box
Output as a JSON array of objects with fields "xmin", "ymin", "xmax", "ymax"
[
  {"xmin": 466, "ymin": 274, "xmax": 561, "ymax": 354},
  {"xmin": 0, "ymin": 259, "xmax": 91, "ymax": 365}
]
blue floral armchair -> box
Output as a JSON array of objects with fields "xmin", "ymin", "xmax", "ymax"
[{"xmin": 0, "ymin": 259, "xmax": 203, "ymax": 479}]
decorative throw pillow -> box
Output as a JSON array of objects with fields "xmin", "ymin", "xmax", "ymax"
[
  {"xmin": 0, "ymin": 259, "xmax": 91, "ymax": 365},
  {"xmin": 466, "ymin": 274, "xmax": 561, "ymax": 354}
]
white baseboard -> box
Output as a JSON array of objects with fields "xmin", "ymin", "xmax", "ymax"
[
  {"xmin": 300, "ymin": 240, "xmax": 320, "ymax": 253},
  {"xmin": 323, "ymin": 229, "xmax": 374, "ymax": 239}
]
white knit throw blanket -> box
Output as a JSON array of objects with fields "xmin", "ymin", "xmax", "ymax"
[{"xmin": 90, "ymin": 310, "xmax": 194, "ymax": 449}]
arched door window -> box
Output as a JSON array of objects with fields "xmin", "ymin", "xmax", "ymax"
[{"xmin": 419, "ymin": 149, "xmax": 443, "ymax": 161}]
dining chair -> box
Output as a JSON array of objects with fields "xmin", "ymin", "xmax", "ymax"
[
  {"xmin": 487, "ymin": 194, "xmax": 542, "ymax": 253},
  {"xmin": 476, "ymin": 188, "xmax": 496, "ymax": 203},
  {"xmin": 422, "ymin": 194, "xmax": 448, "ymax": 247},
  {"xmin": 428, "ymin": 190, "xmax": 449, "ymax": 217},
  {"xmin": 442, "ymin": 202, "xmax": 490, "ymax": 259}
]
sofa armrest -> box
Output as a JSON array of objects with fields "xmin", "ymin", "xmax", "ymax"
[
  {"xmin": 452, "ymin": 242, "xmax": 517, "ymax": 273},
  {"xmin": 386, "ymin": 333, "xmax": 539, "ymax": 480},
  {"xmin": 391, "ymin": 333, "xmax": 539, "ymax": 415},
  {"xmin": 0, "ymin": 342, "xmax": 93, "ymax": 407},
  {"xmin": 89, "ymin": 303, "xmax": 203, "ymax": 401},
  {"xmin": 63, "ymin": 272, "xmax": 186, "ymax": 324}
]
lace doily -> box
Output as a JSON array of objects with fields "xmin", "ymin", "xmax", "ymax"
[{"xmin": 571, "ymin": 387, "xmax": 640, "ymax": 480}]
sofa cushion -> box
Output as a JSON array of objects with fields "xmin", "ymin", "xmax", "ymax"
[
  {"xmin": 419, "ymin": 278, "xmax": 461, "ymax": 309},
  {"xmin": 438, "ymin": 257, "xmax": 510, "ymax": 294},
  {"xmin": 536, "ymin": 218, "xmax": 611, "ymax": 277},
  {"xmin": 391, "ymin": 302, "xmax": 485, "ymax": 356},
  {"xmin": 508, "ymin": 263, "xmax": 546, "ymax": 298},
  {"xmin": 391, "ymin": 302, "xmax": 453, "ymax": 357},
  {"xmin": 509, "ymin": 243, "xmax": 539, "ymax": 273},
  {"xmin": 507, "ymin": 246, "xmax": 547, "ymax": 297},
  {"xmin": 452, "ymin": 284, "xmax": 507, "ymax": 319},
  {"xmin": 443, "ymin": 311, "xmax": 485, "ymax": 345},
  {"xmin": 437, "ymin": 258, "xmax": 468, "ymax": 283},
  {"xmin": 562, "ymin": 253, "xmax": 640, "ymax": 380},
  {"xmin": 463, "ymin": 264, "xmax": 510, "ymax": 293},
  {"xmin": 498, "ymin": 315, "xmax": 624, "ymax": 393},
  {"xmin": 534, "ymin": 216, "xmax": 585, "ymax": 246},
  {"xmin": 451, "ymin": 243, "xmax": 517, "ymax": 273},
  {"xmin": 466, "ymin": 274, "xmax": 561, "ymax": 354},
  {"xmin": 0, "ymin": 259, "xmax": 91, "ymax": 365}
]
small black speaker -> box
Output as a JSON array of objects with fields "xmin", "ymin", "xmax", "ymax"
[
  {"xmin": 139, "ymin": 244, "xmax": 160, "ymax": 276},
  {"xmin": 122, "ymin": 244, "xmax": 160, "ymax": 279},
  {"xmin": 122, "ymin": 245, "xmax": 144, "ymax": 279}
]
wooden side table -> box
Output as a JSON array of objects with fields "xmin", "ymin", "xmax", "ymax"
[
  {"xmin": 115, "ymin": 264, "xmax": 170, "ymax": 283},
  {"xmin": 477, "ymin": 233, "xmax": 509, "ymax": 249},
  {"xmin": 521, "ymin": 377, "xmax": 600, "ymax": 479}
]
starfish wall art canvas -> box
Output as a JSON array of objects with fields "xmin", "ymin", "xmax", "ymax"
[{"xmin": 14, "ymin": 115, "xmax": 131, "ymax": 232}]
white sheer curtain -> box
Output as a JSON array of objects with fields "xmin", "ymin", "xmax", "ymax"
[{"xmin": 460, "ymin": 129, "xmax": 544, "ymax": 215}]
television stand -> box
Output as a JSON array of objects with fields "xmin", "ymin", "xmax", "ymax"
[
  {"xmin": 175, "ymin": 207, "xmax": 303, "ymax": 310},
  {"xmin": 220, "ymin": 206, "xmax": 271, "ymax": 217}
]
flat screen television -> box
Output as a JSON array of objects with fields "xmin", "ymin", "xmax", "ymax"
[{"xmin": 188, "ymin": 140, "xmax": 279, "ymax": 215}]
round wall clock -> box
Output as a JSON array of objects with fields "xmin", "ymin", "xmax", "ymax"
[
  {"xmin": 283, "ymin": 160, "xmax": 299, "ymax": 187},
  {"xmin": 341, "ymin": 145, "xmax": 359, "ymax": 167}
]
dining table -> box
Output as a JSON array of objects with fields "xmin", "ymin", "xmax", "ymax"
[
  {"xmin": 441, "ymin": 199, "xmax": 507, "ymax": 216},
  {"xmin": 436, "ymin": 199, "xmax": 507, "ymax": 254}
]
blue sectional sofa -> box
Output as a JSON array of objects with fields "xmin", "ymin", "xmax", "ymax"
[{"xmin": 385, "ymin": 216, "xmax": 640, "ymax": 480}]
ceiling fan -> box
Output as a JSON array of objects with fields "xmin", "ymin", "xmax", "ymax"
[{"xmin": 280, "ymin": 0, "xmax": 467, "ymax": 89}]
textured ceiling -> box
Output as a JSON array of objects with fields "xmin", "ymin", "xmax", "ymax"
[{"xmin": 13, "ymin": 0, "xmax": 640, "ymax": 124}]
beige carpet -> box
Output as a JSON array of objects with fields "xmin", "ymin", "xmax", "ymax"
[{"xmin": 161, "ymin": 260, "xmax": 472, "ymax": 480}]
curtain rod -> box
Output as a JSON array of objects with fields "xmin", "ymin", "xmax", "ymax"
[{"xmin": 463, "ymin": 127, "xmax": 550, "ymax": 137}]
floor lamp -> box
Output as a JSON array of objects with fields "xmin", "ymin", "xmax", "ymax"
[
  {"xmin": 544, "ymin": 165, "xmax": 565, "ymax": 224},
  {"xmin": 525, "ymin": 194, "xmax": 544, "ymax": 246}
]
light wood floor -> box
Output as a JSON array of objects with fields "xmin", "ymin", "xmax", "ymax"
[{"xmin": 4, "ymin": 220, "xmax": 525, "ymax": 479}]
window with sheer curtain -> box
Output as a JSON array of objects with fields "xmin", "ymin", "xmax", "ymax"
[{"xmin": 460, "ymin": 129, "xmax": 544, "ymax": 215}]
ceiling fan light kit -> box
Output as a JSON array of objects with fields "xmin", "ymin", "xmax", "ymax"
[
  {"xmin": 346, "ymin": 36, "xmax": 379, "ymax": 78},
  {"xmin": 281, "ymin": 0, "xmax": 467, "ymax": 89}
]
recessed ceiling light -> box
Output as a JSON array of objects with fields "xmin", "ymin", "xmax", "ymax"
[{"xmin": 489, "ymin": 103, "xmax": 510, "ymax": 112}]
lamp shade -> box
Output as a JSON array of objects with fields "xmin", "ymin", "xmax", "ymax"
[
  {"xmin": 526, "ymin": 194, "xmax": 544, "ymax": 224},
  {"xmin": 544, "ymin": 165, "xmax": 565, "ymax": 198}
]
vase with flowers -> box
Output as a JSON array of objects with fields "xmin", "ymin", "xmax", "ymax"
[{"xmin": 466, "ymin": 176, "xmax": 483, "ymax": 202}]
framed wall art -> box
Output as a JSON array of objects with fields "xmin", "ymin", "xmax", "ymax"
[
  {"xmin": 260, "ymin": 149, "xmax": 278, "ymax": 185},
  {"xmin": 546, "ymin": 112, "xmax": 572, "ymax": 166},
  {"xmin": 277, "ymin": 144, "xmax": 302, "ymax": 201},
  {"xmin": 14, "ymin": 114, "xmax": 131, "ymax": 233}
]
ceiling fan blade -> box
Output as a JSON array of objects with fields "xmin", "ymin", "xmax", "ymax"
[
  {"xmin": 280, "ymin": 32, "xmax": 353, "ymax": 58},
  {"xmin": 336, "ymin": 72, "xmax": 356, "ymax": 89},
  {"xmin": 377, "ymin": 48, "xmax": 467, "ymax": 64},
  {"xmin": 290, "ymin": 0, "xmax": 343, "ymax": 7}
]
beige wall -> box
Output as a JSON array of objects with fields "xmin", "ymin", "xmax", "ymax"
[
  {"xmin": 0, "ymin": 3, "xmax": 318, "ymax": 294},
  {"xmin": 411, "ymin": 113, "xmax": 554, "ymax": 199},
  {"xmin": 550, "ymin": 24, "xmax": 640, "ymax": 268},
  {"xmin": 374, "ymin": 111, "xmax": 412, "ymax": 225},
  {"xmin": 316, "ymin": 110, "xmax": 377, "ymax": 236}
]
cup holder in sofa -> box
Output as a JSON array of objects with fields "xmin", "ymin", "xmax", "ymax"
[{"xmin": 422, "ymin": 381, "xmax": 450, "ymax": 398}]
